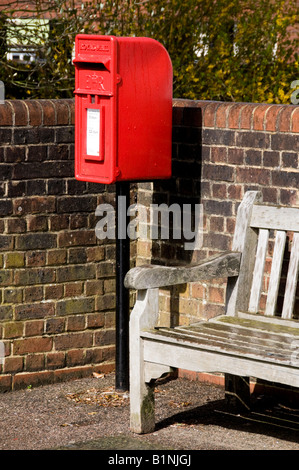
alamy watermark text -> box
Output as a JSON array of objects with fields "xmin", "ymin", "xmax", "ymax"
[{"xmin": 95, "ymin": 197, "xmax": 203, "ymax": 251}]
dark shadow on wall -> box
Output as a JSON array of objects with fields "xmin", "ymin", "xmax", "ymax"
[{"xmin": 150, "ymin": 106, "xmax": 204, "ymax": 327}]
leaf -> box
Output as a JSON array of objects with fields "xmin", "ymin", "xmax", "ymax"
[{"xmin": 92, "ymin": 372, "xmax": 105, "ymax": 379}]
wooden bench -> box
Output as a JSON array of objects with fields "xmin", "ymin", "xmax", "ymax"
[{"xmin": 124, "ymin": 190, "xmax": 299, "ymax": 434}]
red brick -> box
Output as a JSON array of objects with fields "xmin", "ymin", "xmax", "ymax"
[
  {"xmin": 253, "ymin": 104, "xmax": 271, "ymax": 131},
  {"xmin": 64, "ymin": 282, "xmax": 84, "ymax": 297},
  {"xmin": 14, "ymin": 337, "xmax": 53, "ymax": 355},
  {"xmin": 26, "ymin": 100, "xmax": 43, "ymax": 126},
  {"xmin": 66, "ymin": 349, "xmax": 85, "ymax": 366},
  {"xmin": 46, "ymin": 352, "xmax": 65, "ymax": 369},
  {"xmin": 203, "ymin": 102, "xmax": 220, "ymax": 127},
  {"xmin": 228, "ymin": 184, "xmax": 242, "ymax": 200},
  {"xmin": 13, "ymin": 371, "xmax": 54, "ymax": 390},
  {"xmin": 25, "ymin": 353, "xmax": 45, "ymax": 371},
  {"xmin": 191, "ymin": 283, "xmax": 206, "ymax": 299},
  {"xmin": 24, "ymin": 286, "xmax": 43, "ymax": 302},
  {"xmin": 0, "ymin": 101, "xmax": 13, "ymax": 126},
  {"xmin": 94, "ymin": 329, "xmax": 116, "ymax": 346},
  {"xmin": 24, "ymin": 320, "xmax": 44, "ymax": 337},
  {"xmin": 54, "ymin": 332, "xmax": 93, "ymax": 350},
  {"xmin": 86, "ymin": 347, "xmax": 106, "ymax": 364},
  {"xmin": 210, "ymin": 215, "xmax": 225, "ymax": 231},
  {"xmin": 240, "ymin": 103, "xmax": 258, "ymax": 129},
  {"xmin": 10, "ymin": 100, "xmax": 28, "ymax": 126},
  {"xmin": 215, "ymin": 103, "xmax": 231, "ymax": 128},
  {"xmin": 67, "ymin": 315, "xmax": 86, "ymax": 332},
  {"xmin": 236, "ymin": 167, "xmax": 271, "ymax": 185},
  {"xmin": 262, "ymin": 187, "xmax": 279, "ymax": 204},
  {"xmin": 58, "ymin": 230, "xmax": 96, "ymax": 247},
  {"xmin": 54, "ymin": 365, "xmax": 93, "ymax": 383},
  {"xmin": 45, "ymin": 318, "xmax": 65, "ymax": 335},
  {"xmin": 86, "ymin": 280, "xmax": 104, "ymax": 296},
  {"xmin": 265, "ymin": 104, "xmax": 284, "ymax": 131},
  {"xmin": 226, "ymin": 216, "xmax": 236, "ymax": 235},
  {"xmin": 3, "ymin": 322, "xmax": 24, "ymax": 339},
  {"xmin": 0, "ymin": 374, "xmax": 12, "ymax": 392},
  {"xmin": 86, "ymin": 312, "xmax": 105, "ymax": 329},
  {"xmin": 210, "ymin": 147, "xmax": 227, "ymax": 163},
  {"xmin": 47, "ymin": 249, "xmax": 67, "ymax": 265},
  {"xmin": 13, "ymin": 196, "xmax": 56, "ymax": 215},
  {"xmin": 3, "ymin": 356, "xmax": 23, "ymax": 373},
  {"xmin": 69, "ymin": 100, "xmax": 75, "ymax": 125},
  {"xmin": 26, "ymin": 251, "xmax": 46, "ymax": 267},
  {"xmin": 54, "ymin": 99, "xmax": 71, "ymax": 125},
  {"xmin": 209, "ymin": 286, "xmax": 225, "ymax": 303},
  {"xmin": 227, "ymin": 148, "xmax": 244, "ymax": 165},
  {"xmin": 15, "ymin": 302, "xmax": 55, "ymax": 320},
  {"xmin": 291, "ymin": 107, "xmax": 299, "ymax": 133},
  {"xmin": 228, "ymin": 103, "xmax": 247, "ymax": 129},
  {"xmin": 45, "ymin": 284, "xmax": 64, "ymax": 300},
  {"xmin": 277, "ymin": 105, "xmax": 295, "ymax": 132},
  {"xmin": 39, "ymin": 100, "xmax": 56, "ymax": 125},
  {"xmin": 94, "ymin": 362, "xmax": 115, "ymax": 375}
]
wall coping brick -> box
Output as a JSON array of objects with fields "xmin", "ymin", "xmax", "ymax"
[
  {"xmin": 173, "ymin": 98, "xmax": 299, "ymax": 133},
  {"xmin": 0, "ymin": 99, "xmax": 75, "ymax": 127},
  {"xmin": 0, "ymin": 98, "xmax": 297, "ymax": 133}
]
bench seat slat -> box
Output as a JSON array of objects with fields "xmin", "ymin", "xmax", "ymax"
[
  {"xmin": 171, "ymin": 326, "xmax": 296, "ymax": 359},
  {"xmin": 141, "ymin": 320, "xmax": 298, "ymax": 366},
  {"xmin": 142, "ymin": 329, "xmax": 293, "ymax": 366},
  {"xmin": 212, "ymin": 314, "xmax": 299, "ymax": 338},
  {"xmin": 179, "ymin": 322, "xmax": 299, "ymax": 348}
]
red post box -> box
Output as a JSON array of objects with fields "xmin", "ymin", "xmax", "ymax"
[{"xmin": 73, "ymin": 35, "xmax": 173, "ymax": 184}]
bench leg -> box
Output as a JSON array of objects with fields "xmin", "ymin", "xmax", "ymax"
[
  {"xmin": 129, "ymin": 288, "xmax": 159, "ymax": 434},
  {"xmin": 130, "ymin": 372, "xmax": 156, "ymax": 434},
  {"xmin": 225, "ymin": 374, "xmax": 251, "ymax": 411}
]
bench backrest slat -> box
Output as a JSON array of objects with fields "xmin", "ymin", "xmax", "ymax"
[
  {"xmin": 243, "ymin": 202, "xmax": 299, "ymax": 320},
  {"xmin": 281, "ymin": 232, "xmax": 299, "ymax": 319},
  {"xmin": 251, "ymin": 205, "xmax": 299, "ymax": 232},
  {"xmin": 264, "ymin": 230, "xmax": 287, "ymax": 317},
  {"xmin": 248, "ymin": 228, "xmax": 269, "ymax": 314}
]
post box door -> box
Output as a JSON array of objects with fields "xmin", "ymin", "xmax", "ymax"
[{"xmin": 74, "ymin": 35, "xmax": 118, "ymax": 184}]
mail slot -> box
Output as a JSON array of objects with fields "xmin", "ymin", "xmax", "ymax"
[{"xmin": 73, "ymin": 35, "xmax": 173, "ymax": 184}]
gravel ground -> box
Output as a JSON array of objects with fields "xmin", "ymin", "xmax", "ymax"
[{"xmin": 0, "ymin": 372, "xmax": 299, "ymax": 452}]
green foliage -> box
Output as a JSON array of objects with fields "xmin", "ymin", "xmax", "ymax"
[
  {"xmin": 0, "ymin": 1, "xmax": 101, "ymax": 99},
  {"xmin": 130, "ymin": 0, "xmax": 299, "ymax": 103},
  {"xmin": 0, "ymin": 0, "xmax": 298, "ymax": 103}
]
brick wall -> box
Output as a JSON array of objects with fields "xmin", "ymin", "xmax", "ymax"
[
  {"xmin": 141, "ymin": 99, "xmax": 299, "ymax": 326},
  {"xmin": 0, "ymin": 98, "xmax": 298, "ymax": 391},
  {"xmin": 0, "ymin": 99, "xmax": 116, "ymax": 391}
]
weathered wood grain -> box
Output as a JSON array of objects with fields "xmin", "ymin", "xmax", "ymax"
[
  {"xmin": 251, "ymin": 205, "xmax": 299, "ymax": 232},
  {"xmin": 265, "ymin": 231, "xmax": 287, "ymax": 316},
  {"xmin": 248, "ymin": 228, "xmax": 269, "ymax": 313},
  {"xmin": 124, "ymin": 251, "xmax": 241, "ymax": 290},
  {"xmin": 282, "ymin": 232, "xmax": 299, "ymax": 320},
  {"xmin": 226, "ymin": 191, "xmax": 262, "ymax": 316},
  {"xmin": 129, "ymin": 288, "xmax": 160, "ymax": 434}
]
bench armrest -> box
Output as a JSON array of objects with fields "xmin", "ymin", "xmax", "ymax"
[{"xmin": 124, "ymin": 251, "xmax": 241, "ymax": 290}]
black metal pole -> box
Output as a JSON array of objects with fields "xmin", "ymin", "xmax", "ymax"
[{"xmin": 115, "ymin": 181, "xmax": 130, "ymax": 391}]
